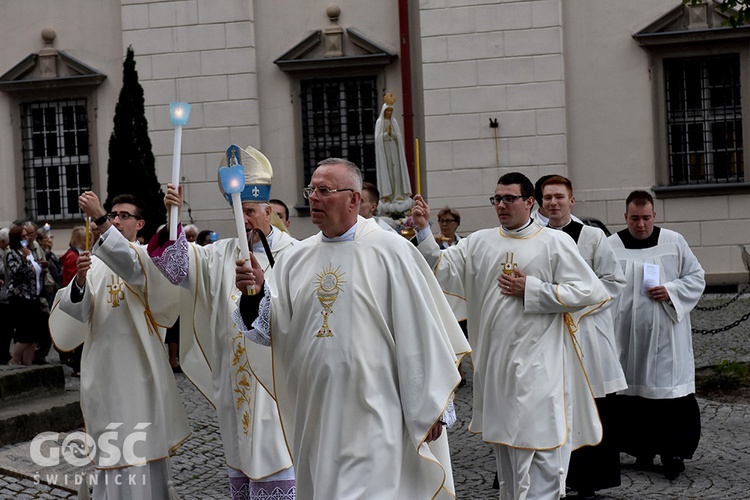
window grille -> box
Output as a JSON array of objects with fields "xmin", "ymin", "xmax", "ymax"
[
  {"xmin": 20, "ymin": 99, "xmax": 91, "ymax": 221},
  {"xmin": 665, "ymin": 54, "xmax": 744, "ymax": 185},
  {"xmin": 300, "ymin": 77, "xmax": 378, "ymax": 190}
]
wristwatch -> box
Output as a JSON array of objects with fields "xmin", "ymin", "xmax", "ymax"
[{"xmin": 94, "ymin": 213, "xmax": 109, "ymax": 226}]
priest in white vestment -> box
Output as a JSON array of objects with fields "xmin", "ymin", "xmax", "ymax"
[
  {"xmin": 234, "ymin": 158, "xmax": 469, "ymax": 500},
  {"xmin": 148, "ymin": 146, "xmax": 296, "ymax": 499},
  {"xmin": 50, "ymin": 193, "xmax": 189, "ymax": 500},
  {"xmin": 540, "ymin": 176, "xmax": 627, "ymax": 497},
  {"xmin": 608, "ymin": 190, "xmax": 705, "ymax": 480},
  {"xmin": 412, "ymin": 172, "xmax": 610, "ymax": 500}
]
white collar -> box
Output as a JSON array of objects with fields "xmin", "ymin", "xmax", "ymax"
[{"xmin": 322, "ymin": 222, "xmax": 358, "ymax": 242}]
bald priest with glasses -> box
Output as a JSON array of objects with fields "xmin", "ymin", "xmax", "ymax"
[{"xmin": 412, "ymin": 172, "xmax": 610, "ymax": 500}]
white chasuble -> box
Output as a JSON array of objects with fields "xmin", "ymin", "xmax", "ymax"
[
  {"xmin": 265, "ymin": 217, "xmax": 465, "ymax": 499},
  {"xmin": 182, "ymin": 232, "xmax": 294, "ymax": 479},
  {"xmin": 608, "ymin": 228, "xmax": 705, "ymax": 399},
  {"xmin": 50, "ymin": 229, "xmax": 189, "ymax": 468},
  {"xmin": 418, "ymin": 221, "xmax": 609, "ymax": 451}
]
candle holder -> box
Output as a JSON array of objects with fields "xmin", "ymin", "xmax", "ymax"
[{"xmin": 169, "ymin": 102, "xmax": 191, "ymax": 127}]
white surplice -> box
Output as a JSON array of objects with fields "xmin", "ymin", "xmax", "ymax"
[
  {"xmin": 49, "ymin": 229, "xmax": 189, "ymax": 470},
  {"xmin": 564, "ymin": 223, "xmax": 627, "ymax": 397},
  {"xmin": 417, "ymin": 220, "xmax": 610, "ymax": 451},
  {"xmin": 252, "ymin": 217, "xmax": 468, "ymax": 499},
  {"xmin": 179, "ymin": 231, "xmax": 295, "ymax": 479},
  {"xmin": 608, "ymin": 228, "xmax": 705, "ymax": 398}
]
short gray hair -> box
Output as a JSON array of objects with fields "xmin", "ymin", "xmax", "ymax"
[
  {"xmin": 317, "ymin": 158, "xmax": 363, "ymax": 192},
  {"xmin": 0, "ymin": 227, "xmax": 8, "ymax": 244}
]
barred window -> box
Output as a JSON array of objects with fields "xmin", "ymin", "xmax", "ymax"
[
  {"xmin": 665, "ymin": 54, "xmax": 744, "ymax": 185},
  {"xmin": 300, "ymin": 77, "xmax": 378, "ymax": 190},
  {"xmin": 20, "ymin": 99, "xmax": 91, "ymax": 220}
]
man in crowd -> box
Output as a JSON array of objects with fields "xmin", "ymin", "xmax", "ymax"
[
  {"xmin": 270, "ymin": 198, "xmax": 292, "ymax": 231},
  {"xmin": 50, "ymin": 193, "xmax": 189, "ymax": 498},
  {"xmin": 183, "ymin": 224, "xmax": 199, "ymax": 243},
  {"xmin": 150, "ymin": 146, "xmax": 296, "ymax": 499},
  {"xmin": 411, "ymin": 172, "xmax": 609, "ymax": 499},
  {"xmin": 358, "ymin": 181, "xmax": 398, "ymax": 232},
  {"xmin": 540, "ymin": 175, "xmax": 627, "ymax": 498},
  {"xmin": 608, "ymin": 190, "xmax": 705, "ymax": 480},
  {"xmin": 234, "ymin": 158, "xmax": 468, "ymax": 499}
]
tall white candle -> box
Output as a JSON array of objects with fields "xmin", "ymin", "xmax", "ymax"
[
  {"xmin": 169, "ymin": 125, "xmax": 182, "ymax": 240},
  {"xmin": 231, "ymin": 192, "xmax": 254, "ymax": 295},
  {"xmin": 168, "ymin": 102, "xmax": 191, "ymax": 240}
]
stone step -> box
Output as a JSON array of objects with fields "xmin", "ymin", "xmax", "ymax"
[
  {"xmin": 0, "ymin": 391, "xmax": 83, "ymax": 447},
  {"xmin": 0, "ymin": 364, "xmax": 65, "ymax": 403}
]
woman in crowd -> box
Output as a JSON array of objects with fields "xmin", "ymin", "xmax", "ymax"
[
  {"xmin": 61, "ymin": 227, "xmax": 86, "ymax": 287},
  {"xmin": 435, "ymin": 207, "xmax": 462, "ymax": 249},
  {"xmin": 37, "ymin": 228, "xmax": 62, "ymax": 290},
  {"xmin": 6, "ymin": 225, "xmax": 47, "ymax": 366}
]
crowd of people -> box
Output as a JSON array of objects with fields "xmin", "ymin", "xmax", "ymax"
[{"xmin": 5, "ymin": 151, "xmax": 705, "ymax": 500}]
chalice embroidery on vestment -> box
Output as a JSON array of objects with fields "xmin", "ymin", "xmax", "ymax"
[{"xmin": 314, "ymin": 264, "xmax": 346, "ymax": 338}]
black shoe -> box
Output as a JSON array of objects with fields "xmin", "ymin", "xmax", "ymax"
[
  {"xmin": 172, "ymin": 365, "xmax": 183, "ymax": 374},
  {"xmin": 662, "ymin": 456, "xmax": 685, "ymax": 480}
]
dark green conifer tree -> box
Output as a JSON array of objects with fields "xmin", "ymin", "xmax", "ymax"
[{"xmin": 104, "ymin": 45, "xmax": 165, "ymax": 241}]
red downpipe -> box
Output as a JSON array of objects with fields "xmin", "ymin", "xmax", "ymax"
[{"xmin": 397, "ymin": 0, "xmax": 415, "ymax": 192}]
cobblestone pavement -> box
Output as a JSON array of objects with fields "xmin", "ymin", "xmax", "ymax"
[{"xmin": 1, "ymin": 294, "xmax": 748, "ymax": 499}]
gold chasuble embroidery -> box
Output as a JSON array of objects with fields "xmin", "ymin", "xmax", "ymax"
[
  {"xmin": 107, "ymin": 274, "xmax": 125, "ymax": 307},
  {"xmin": 501, "ymin": 252, "xmax": 517, "ymax": 276},
  {"xmin": 231, "ymin": 330, "xmax": 255, "ymax": 435},
  {"xmin": 314, "ymin": 264, "xmax": 346, "ymax": 338}
]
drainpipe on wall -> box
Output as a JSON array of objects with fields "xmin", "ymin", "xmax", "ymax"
[{"xmin": 397, "ymin": 0, "xmax": 415, "ymax": 191}]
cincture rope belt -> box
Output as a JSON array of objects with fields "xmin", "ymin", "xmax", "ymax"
[{"xmin": 563, "ymin": 312, "xmax": 583, "ymax": 360}]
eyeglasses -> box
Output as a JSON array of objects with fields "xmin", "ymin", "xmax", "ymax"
[
  {"xmin": 438, "ymin": 219, "xmax": 457, "ymax": 224},
  {"xmin": 108, "ymin": 211, "xmax": 141, "ymax": 221},
  {"xmin": 302, "ymin": 186, "xmax": 354, "ymax": 199},
  {"xmin": 489, "ymin": 195, "xmax": 526, "ymax": 206}
]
